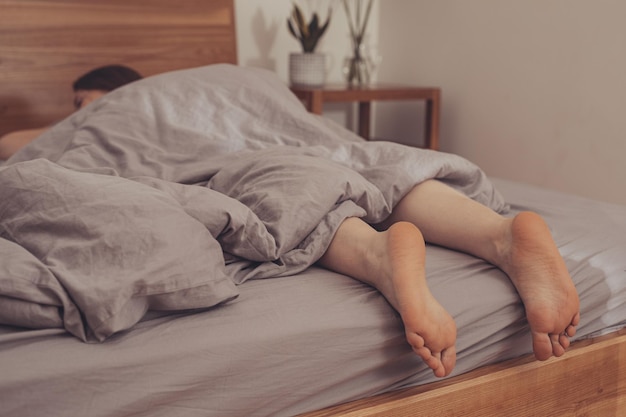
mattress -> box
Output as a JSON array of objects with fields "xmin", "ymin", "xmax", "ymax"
[{"xmin": 1, "ymin": 177, "xmax": 625, "ymax": 417}]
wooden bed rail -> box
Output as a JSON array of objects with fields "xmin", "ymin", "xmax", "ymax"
[{"xmin": 300, "ymin": 330, "xmax": 626, "ymax": 417}]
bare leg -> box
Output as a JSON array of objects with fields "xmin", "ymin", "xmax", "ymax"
[
  {"xmin": 380, "ymin": 180, "xmax": 580, "ymax": 361},
  {"xmin": 318, "ymin": 217, "xmax": 457, "ymax": 377}
]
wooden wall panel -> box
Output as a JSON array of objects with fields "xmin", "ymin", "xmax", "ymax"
[{"xmin": 0, "ymin": 0, "xmax": 237, "ymax": 135}]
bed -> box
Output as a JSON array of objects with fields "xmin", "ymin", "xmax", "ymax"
[{"xmin": 1, "ymin": 1, "xmax": 625, "ymax": 416}]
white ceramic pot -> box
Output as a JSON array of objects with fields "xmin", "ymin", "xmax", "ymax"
[{"xmin": 289, "ymin": 52, "xmax": 326, "ymax": 87}]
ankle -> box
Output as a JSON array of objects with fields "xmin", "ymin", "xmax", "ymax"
[{"xmin": 487, "ymin": 217, "xmax": 516, "ymax": 271}]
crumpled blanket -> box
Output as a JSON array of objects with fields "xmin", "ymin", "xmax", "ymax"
[{"xmin": 0, "ymin": 64, "xmax": 507, "ymax": 342}]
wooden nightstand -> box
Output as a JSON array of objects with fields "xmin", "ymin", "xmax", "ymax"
[{"xmin": 290, "ymin": 84, "xmax": 441, "ymax": 150}]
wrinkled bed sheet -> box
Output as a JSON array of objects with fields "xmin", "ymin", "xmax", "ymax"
[{"xmin": 1, "ymin": 64, "xmax": 506, "ymax": 342}]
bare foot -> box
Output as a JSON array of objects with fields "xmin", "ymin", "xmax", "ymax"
[
  {"xmin": 378, "ymin": 222, "xmax": 457, "ymax": 377},
  {"xmin": 500, "ymin": 212, "xmax": 580, "ymax": 360},
  {"xmin": 318, "ymin": 218, "xmax": 457, "ymax": 377}
]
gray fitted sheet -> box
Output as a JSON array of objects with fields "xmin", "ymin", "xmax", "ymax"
[{"xmin": 1, "ymin": 178, "xmax": 625, "ymax": 417}]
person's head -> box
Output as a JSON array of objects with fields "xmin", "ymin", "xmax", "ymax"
[{"xmin": 72, "ymin": 65, "xmax": 143, "ymax": 109}]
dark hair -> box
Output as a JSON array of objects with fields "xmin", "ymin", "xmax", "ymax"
[{"xmin": 72, "ymin": 65, "xmax": 143, "ymax": 92}]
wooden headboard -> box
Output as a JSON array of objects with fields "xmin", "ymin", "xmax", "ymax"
[{"xmin": 0, "ymin": 0, "xmax": 237, "ymax": 136}]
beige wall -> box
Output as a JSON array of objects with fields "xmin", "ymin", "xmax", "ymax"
[
  {"xmin": 234, "ymin": 0, "xmax": 625, "ymax": 205},
  {"xmin": 235, "ymin": 0, "xmax": 379, "ymax": 85},
  {"xmin": 376, "ymin": 0, "xmax": 626, "ymax": 205},
  {"xmin": 234, "ymin": 0, "xmax": 381, "ymax": 127}
]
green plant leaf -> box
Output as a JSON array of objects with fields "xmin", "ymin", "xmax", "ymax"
[
  {"xmin": 287, "ymin": 19, "xmax": 299, "ymax": 39},
  {"xmin": 293, "ymin": 4, "xmax": 308, "ymax": 37},
  {"xmin": 309, "ymin": 13, "xmax": 319, "ymax": 34},
  {"xmin": 288, "ymin": 2, "xmax": 332, "ymax": 52}
]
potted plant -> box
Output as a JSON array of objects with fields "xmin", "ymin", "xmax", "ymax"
[{"xmin": 287, "ymin": 3, "xmax": 332, "ymax": 87}]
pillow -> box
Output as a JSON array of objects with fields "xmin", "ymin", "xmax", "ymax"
[{"xmin": 0, "ymin": 159, "xmax": 238, "ymax": 342}]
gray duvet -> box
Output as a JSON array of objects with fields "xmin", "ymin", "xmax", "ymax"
[{"xmin": 0, "ymin": 64, "xmax": 506, "ymax": 342}]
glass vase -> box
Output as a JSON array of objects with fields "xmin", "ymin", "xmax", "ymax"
[{"xmin": 343, "ymin": 43, "xmax": 370, "ymax": 85}]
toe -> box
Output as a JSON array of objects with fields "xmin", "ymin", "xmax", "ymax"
[
  {"xmin": 551, "ymin": 334, "xmax": 566, "ymax": 357},
  {"xmin": 414, "ymin": 346, "xmax": 444, "ymax": 376},
  {"xmin": 441, "ymin": 346, "xmax": 457, "ymax": 377},
  {"xmin": 532, "ymin": 331, "xmax": 554, "ymax": 361},
  {"xmin": 433, "ymin": 365, "xmax": 446, "ymax": 378},
  {"xmin": 558, "ymin": 333, "xmax": 571, "ymax": 350}
]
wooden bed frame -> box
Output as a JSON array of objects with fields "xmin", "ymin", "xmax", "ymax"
[
  {"xmin": 300, "ymin": 329, "xmax": 626, "ymax": 416},
  {"xmin": 1, "ymin": 1, "xmax": 624, "ymax": 416}
]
